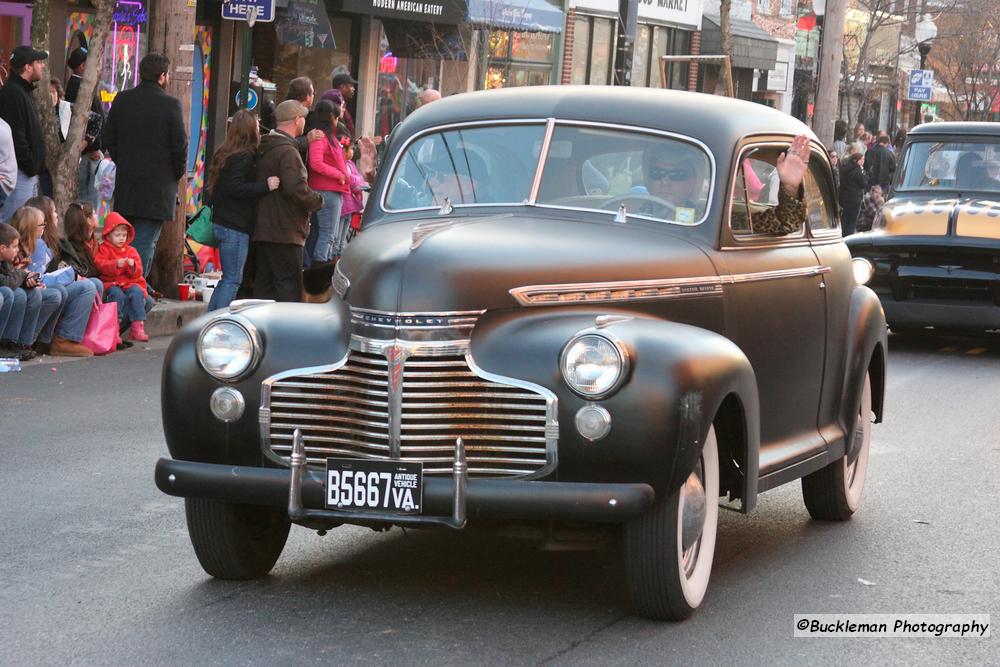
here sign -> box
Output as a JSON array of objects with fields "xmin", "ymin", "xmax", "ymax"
[{"xmin": 222, "ymin": 0, "xmax": 276, "ymax": 23}]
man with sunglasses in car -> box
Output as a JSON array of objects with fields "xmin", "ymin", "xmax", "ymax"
[{"xmin": 645, "ymin": 134, "xmax": 811, "ymax": 234}]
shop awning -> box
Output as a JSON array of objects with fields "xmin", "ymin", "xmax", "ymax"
[
  {"xmin": 466, "ymin": 0, "xmax": 564, "ymax": 33},
  {"xmin": 701, "ymin": 15, "xmax": 778, "ymax": 71}
]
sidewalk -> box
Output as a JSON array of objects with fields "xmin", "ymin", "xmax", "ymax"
[{"xmin": 8, "ymin": 298, "xmax": 207, "ymax": 370}]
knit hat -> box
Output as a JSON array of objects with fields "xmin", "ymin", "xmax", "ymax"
[
  {"xmin": 67, "ymin": 46, "xmax": 89, "ymax": 69},
  {"xmin": 274, "ymin": 99, "xmax": 308, "ymax": 123}
]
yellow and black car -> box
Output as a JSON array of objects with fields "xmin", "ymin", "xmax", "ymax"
[{"xmin": 847, "ymin": 122, "xmax": 1000, "ymax": 332}]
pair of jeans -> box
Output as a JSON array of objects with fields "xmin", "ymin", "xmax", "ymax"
[
  {"xmin": 78, "ymin": 154, "xmax": 102, "ymax": 209},
  {"xmin": 2, "ymin": 171, "xmax": 39, "ymax": 224},
  {"xmin": 48, "ymin": 279, "xmax": 100, "ymax": 343},
  {"xmin": 0, "ymin": 286, "xmax": 22, "ymax": 340},
  {"xmin": 253, "ymin": 242, "xmax": 303, "ymax": 303},
  {"xmin": 105, "ymin": 285, "xmax": 146, "ymax": 327},
  {"xmin": 127, "ymin": 217, "xmax": 164, "ymax": 279},
  {"xmin": 208, "ymin": 226, "xmax": 250, "ymax": 311},
  {"xmin": 20, "ymin": 287, "xmax": 63, "ymax": 345},
  {"xmin": 303, "ymin": 211, "xmax": 319, "ymax": 268},
  {"xmin": 841, "ymin": 201, "xmax": 861, "ymax": 236},
  {"xmin": 313, "ymin": 190, "xmax": 344, "ymax": 263}
]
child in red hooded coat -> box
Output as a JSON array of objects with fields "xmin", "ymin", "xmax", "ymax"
[{"xmin": 93, "ymin": 212, "xmax": 149, "ymax": 342}]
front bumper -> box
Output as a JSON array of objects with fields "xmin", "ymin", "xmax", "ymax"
[
  {"xmin": 155, "ymin": 457, "xmax": 655, "ymax": 524},
  {"xmin": 879, "ymin": 296, "xmax": 1000, "ymax": 330}
]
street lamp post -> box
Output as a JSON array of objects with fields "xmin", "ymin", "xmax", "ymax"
[{"xmin": 911, "ymin": 14, "xmax": 937, "ymax": 128}]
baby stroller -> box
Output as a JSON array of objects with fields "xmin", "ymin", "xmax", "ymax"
[{"xmin": 183, "ymin": 207, "xmax": 221, "ymax": 283}]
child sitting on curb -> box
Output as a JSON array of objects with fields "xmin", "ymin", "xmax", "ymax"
[
  {"xmin": 0, "ymin": 223, "xmax": 60, "ymax": 361},
  {"xmin": 93, "ymin": 212, "xmax": 149, "ymax": 342}
]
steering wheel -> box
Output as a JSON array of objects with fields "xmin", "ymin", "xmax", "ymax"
[{"xmin": 601, "ymin": 193, "xmax": 678, "ymax": 221}]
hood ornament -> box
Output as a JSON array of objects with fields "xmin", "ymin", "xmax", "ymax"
[
  {"xmin": 438, "ymin": 196, "xmax": 453, "ymax": 215},
  {"xmin": 615, "ymin": 203, "xmax": 628, "ymax": 223}
]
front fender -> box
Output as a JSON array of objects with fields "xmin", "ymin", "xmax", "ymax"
[
  {"xmin": 161, "ymin": 299, "xmax": 351, "ymax": 465},
  {"xmin": 470, "ymin": 308, "xmax": 759, "ymax": 502},
  {"xmin": 840, "ymin": 286, "xmax": 888, "ymax": 452}
]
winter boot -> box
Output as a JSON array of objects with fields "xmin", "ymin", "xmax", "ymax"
[{"xmin": 129, "ymin": 321, "xmax": 149, "ymax": 342}]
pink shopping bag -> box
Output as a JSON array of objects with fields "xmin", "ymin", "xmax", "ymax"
[{"xmin": 82, "ymin": 294, "xmax": 119, "ymax": 355}]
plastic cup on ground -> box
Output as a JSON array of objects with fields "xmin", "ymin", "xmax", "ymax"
[{"xmin": 177, "ymin": 283, "xmax": 190, "ymax": 301}]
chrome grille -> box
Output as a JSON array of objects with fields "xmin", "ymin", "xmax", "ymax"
[{"xmin": 262, "ymin": 350, "xmax": 556, "ymax": 478}]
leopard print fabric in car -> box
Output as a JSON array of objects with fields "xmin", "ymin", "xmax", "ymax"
[{"xmin": 750, "ymin": 188, "xmax": 806, "ymax": 235}]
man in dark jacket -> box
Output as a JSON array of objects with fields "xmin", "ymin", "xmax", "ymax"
[
  {"xmin": 864, "ymin": 134, "xmax": 895, "ymax": 192},
  {"xmin": 254, "ymin": 100, "xmax": 323, "ymax": 302},
  {"xmin": 103, "ymin": 52, "xmax": 188, "ymax": 278},
  {"xmin": 0, "ymin": 45, "xmax": 48, "ymax": 223}
]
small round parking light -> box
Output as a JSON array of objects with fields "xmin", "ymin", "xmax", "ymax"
[
  {"xmin": 575, "ymin": 404, "xmax": 612, "ymax": 442},
  {"xmin": 852, "ymin": 257, "xmax": 875, "ymax": 285},
  {"xmin": 210, "ymin": 386, "xmax": 246, "ymax": 423}
]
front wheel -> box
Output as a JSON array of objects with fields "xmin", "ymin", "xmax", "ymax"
[
  {"xmin": 625, "ymin": 426, "xmax": 719, "ymax": 621},
  {"xmin": 185, "ymin": 498, "xmax": 291, "ymax": 580},
  {"xmin": 802, "ymin": 372, "xmax": 872, "ymax": 520}
]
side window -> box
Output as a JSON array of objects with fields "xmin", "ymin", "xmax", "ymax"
[
  {"xmin": 804, "ymin": 153, "xmax": 839, "ymax": 233},
  {"xmin": 731, "ymin": 146, "xmax": 803, "ymax": 237}
]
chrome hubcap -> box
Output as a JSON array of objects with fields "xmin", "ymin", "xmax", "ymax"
[{"xmin": 680, "ymin": 458, "xmax": 706, "ymax": 577}]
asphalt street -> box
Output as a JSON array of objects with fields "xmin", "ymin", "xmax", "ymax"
[{"xmin": 1, "ymin": 333, "xmax": 997, "ymax": 666}]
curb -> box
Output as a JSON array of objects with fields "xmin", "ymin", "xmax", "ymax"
[{"xmin": 146, "ymin": 299, "xmax": 208, "ymax": 338}]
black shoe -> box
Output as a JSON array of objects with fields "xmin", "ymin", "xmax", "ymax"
[
  {"xmin": 32, "ymin": 341, "xmax": 50, "ymax": 356},
  {"xmin": 15, "ymin": 345, "xmax": 36, "ymax": 361},
  {"xmin": 116, "ymin": 340, "xmax": 134, "ymax": 351}
]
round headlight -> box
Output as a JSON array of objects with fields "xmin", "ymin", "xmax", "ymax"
[
  {"xmin": 560, "ymin": 333, "xmax": 628, "ymax": 398},
  {"xmin": 852, "ymin": 257, "xmax": 875, "ymax": 285},
  {"xmin": 197, "ymin": 319, "xmax": 258, "ymax": 380}
]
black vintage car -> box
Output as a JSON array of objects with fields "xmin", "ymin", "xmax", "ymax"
[
  {"xmin": 156, "ymin": 87, "xmax": 887, "ymax": 621},
  {"xmin": 846, "ymin": 122, "xmax": 1000, "ymax": 332}
]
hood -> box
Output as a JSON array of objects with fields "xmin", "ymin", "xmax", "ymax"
[
  {"xmin": 877, "ymin": 194, "xmax": 1000, "ymax": 239},
  {"xmin": 259, "ymin": 130, "xmax": 298, "ymax": 157},
  {"xmin": 101, "ymin": 212, "xmax": 135, "ymax": 244},
  {"xmin": 337, "ymin": 213, "xmax": 717, "ymax": 316}
]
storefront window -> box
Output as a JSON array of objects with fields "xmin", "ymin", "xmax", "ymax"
[
  {"xmin": 374, "ymin": 24, "xmax": 471, "ymax": 137},
  {"xmin": 253, "ymin": 17, "xmax": 353, "ymax": 102},
  {"xmin": 484, "ymin": 29, "xmax": 553, "ymax": 89},
  {"xmin": 65, "ymin": 2, "xmax": 150, "ymax": 108},
  {"xmin": 569, "ymin": 15, "xmax": 616, "ymax": 85},
  {"xmin": 630, "ymin": 24, "xmax": 691, "ymax": 90}
]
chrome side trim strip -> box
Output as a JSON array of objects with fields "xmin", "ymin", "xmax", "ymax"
[
  {"xmin": 332, "ymin": 263, "xmax": 350, "ymax": 298},
  {"xmin": 510, "ymin": 266, "xmax": 831, "ymax": 306}
]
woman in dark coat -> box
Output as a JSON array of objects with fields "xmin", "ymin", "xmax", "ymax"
[
  {"xmin": 839, "ymin": 151, "xmax": 869, "ymax": 236},
  {"xmin": 204, "ymin": 110, "xmax": 279, "ymax": 311}
]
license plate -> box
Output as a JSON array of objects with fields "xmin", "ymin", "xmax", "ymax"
[{"xmin": 325, "ymin": 458, "xmax": 423, "ymax": 514}]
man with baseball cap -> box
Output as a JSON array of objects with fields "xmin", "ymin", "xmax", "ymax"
[
  {"xmin": 0, "ymin": 45, "xmax": 48, "ymax": 223},
  {"xmin": 253, "ymin": 100, "xmax": 323, "ymax": 302},
  {"xmin": 330, "ymin": 71, "xmax": 358, "ymax": 137}
]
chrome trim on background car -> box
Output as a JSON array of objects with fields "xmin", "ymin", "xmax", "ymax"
[{"xmin": 332, "ymin": 264, "xmax": 350, "ymax": 298}]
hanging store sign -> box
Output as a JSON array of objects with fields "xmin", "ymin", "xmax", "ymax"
[
  {"xmin": 222, "ymin": 0, "xmax": 276, "ymax": 22},
  {"xmin": 340, "ymin": 0, "xmax": 466, "ymax": 24},
  {"xmin": 636, "ymin": 0, "xmax": 702, "ymax": 29},
  {"xmin": 276, "ymin": 0, "xmax": 336, "ymax": 48}
]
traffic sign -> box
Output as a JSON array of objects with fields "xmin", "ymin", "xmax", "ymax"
[
  {"xmin": 221, "ymin": 0, "xmax": 275, "ymax": 23},
  {"xmin": 234, "ymin": 88, "xmax": 259, "ymax": 110},
  {"xmin": 907, "ymin": 69, "xmax": 933, "ymax": 102}
]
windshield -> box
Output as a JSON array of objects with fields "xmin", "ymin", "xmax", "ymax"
[
  {"xmin": 898, "ymin": 140, "xmax": 1000, "ymax": 194},
  {"xmin": 383, "ymin": 122, "xmax": 713, "ymax": 224}
]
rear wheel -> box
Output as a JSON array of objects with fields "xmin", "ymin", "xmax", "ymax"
[
  {"xmin": 802, "ymin": 372, "xmax": 872, "ymax": 520},
  {"xmin": 625, "ymin": 426, "xmax": 719, "ymax": 621},
  {"xmin": 185, "ymin": 498, "xmax": 290, "ymax": 580}
]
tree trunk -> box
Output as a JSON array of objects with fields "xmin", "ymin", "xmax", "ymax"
[
  {"xmin": 716, "ymin": 0, "xmax": 733, "ymax": 97},
  {"xmin": 147, "ymin": 0, "xmax": 196, "ymax": 297},
  {"xmin": 30, "ymin": 0, "xmax": 115, "ymax": 214}
]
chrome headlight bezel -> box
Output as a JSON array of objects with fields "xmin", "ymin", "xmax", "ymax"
[
  {"xmin": 196, "ymin": 314, "xmax": 262, "ymax": 382},
  {"xmin": 852, "ymin": 256, "xmax": 875, "ymax": 285},
  {"xmin": 559, "ymin": 331, "xmax": 630, "ymax": 400}
]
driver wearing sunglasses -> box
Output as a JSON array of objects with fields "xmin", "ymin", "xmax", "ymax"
[{"xmin": 644, "ymin": 134, "xmax": 812, "ymax": 234}]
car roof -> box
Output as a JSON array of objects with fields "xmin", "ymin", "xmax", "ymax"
[
  {"xmin": 909, "ymin": 122, "xmax": 1000, "ymax": 137},
  {"xmin": 398, "ymin": 86, "xmax": 815, "ymax": 151}
]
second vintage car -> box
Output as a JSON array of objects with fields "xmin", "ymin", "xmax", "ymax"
[
  {"xmin": 155, "ymin": 87, "xmax": 887, "ymax": 621},
  {"xmin": 847, "ymin": 121, "xmax": 1000, "ymax": 332}
]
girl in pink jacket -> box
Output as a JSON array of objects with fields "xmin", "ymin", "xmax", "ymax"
[
  {"xmin": 307, "ymin": 100, "xmax": 350, "ymax": 263},
  {"xmin": 338, "ymin": 138, "xmax": 367, "ymax": 246}
]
